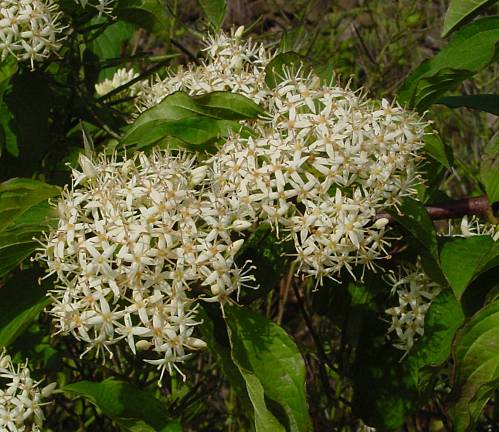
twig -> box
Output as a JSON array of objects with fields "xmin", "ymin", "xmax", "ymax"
[{"xmin": 376, "ymin": 196, "xmax": 497, "ymax": 225}]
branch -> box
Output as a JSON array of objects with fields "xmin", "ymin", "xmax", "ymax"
[{"xmin": 377, "ymin": 196, "xmax": 497, "ymax": 225}]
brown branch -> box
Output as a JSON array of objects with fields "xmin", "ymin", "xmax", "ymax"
[{"xmin": 376, "ymin": 196, "xmax": 497, "ymax": 225}]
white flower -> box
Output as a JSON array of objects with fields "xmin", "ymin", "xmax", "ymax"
[
  {"xmin": 95, "ymin": 68, "xmax": 142, "ymax": 98},
  {"xmin": 136, "ymin": 28, "xmax": 274, "ymax": 111},
  {"xmin": 35, "ymin": 150, "xmax": 256, "ymax": 381},
  {"xmin": 385, "ymin": 262, "xmax": 441, "ymax": 352},
  {"xmin": 0, "ymin": 349, "xmax": 54, "ymax": 432},
  {"xmin": 0, "ymin": 0, "xmax": 65, "ymax": 69}
]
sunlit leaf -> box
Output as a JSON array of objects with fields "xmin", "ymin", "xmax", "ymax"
[
  {"xmin": 442, "ymin": 0, "xmax": 497, "ymax": 36},
  {"xmin": 64, "ymin": 379, "xmax": 181, "ymax": 432},
  {"xmin": 399, "ymin": 16, "xmax": 499, "ymax": 111},
  {"xmin": 225, "ymin": 306, "xmax": 312, "ymax": 432}
]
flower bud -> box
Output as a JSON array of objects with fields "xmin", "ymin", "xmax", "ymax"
[
  {"xmin": 136, "ymin": 340, "xmax": 152, "ymax": 351},
  {"xmin": 186, "ymin": 337, "xmax": 207, "ymax": 350},
  {"xmin": 374, "ymin": 217, "xmax": 389, "ymax": 229},
  {"xmin": 79, "ymin": 155, "xmax": 97, "ymax": 178},
  {"xmin": 231, "ymin": 220, "xmax": 252, "ymax": 232},
  {"xmin": 189, "ymin": 165, "xmax": 208, "ymax": 185}
]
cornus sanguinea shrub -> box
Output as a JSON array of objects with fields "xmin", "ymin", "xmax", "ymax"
[{"xmin": 0, "ymin": 1, "xmax": 498, "ymax": 431}]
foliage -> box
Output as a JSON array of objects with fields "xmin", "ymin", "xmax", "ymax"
[{"xmin": 0, "ymin": 0, "xmax": 498, "ymax": 431}]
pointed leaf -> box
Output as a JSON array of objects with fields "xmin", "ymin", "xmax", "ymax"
[
  {"xmin": 64, "ymin": 379, "xmax": 180, "ymax": 432},
  {"xmin": 0, "ymin": 269, "xmax": 51, "ymax": 349},
  {"xmin": 197, "ymin": 0, "xmax": 227, "ymax": 28},
  {"xmin": 436, "ymin": 94, "xmax": 499, "ymax": 115},
  {"xmin": 399, "ymin": 16, "xmax": 499, "ymax": 111},
  {"xmin": 442, "ymin": 0, "xmax": 497, "ymax": 36},
  {"xmin": 225, "ymin": 306, "xmax": 312, "ymax": 432},
  {"xmin": 450, "ymin": 300, "xmax": 499, "ymax": 431},
  {"xmin": 440, "ymin": 235, "xmax": 499, "ymax": 299}
]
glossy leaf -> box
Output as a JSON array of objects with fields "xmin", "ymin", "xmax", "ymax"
[
  {"xmin": 423, "ymin": 132, "xmax": 452, "ymax": 168},
  {"xmin": 0, "ymin": 269, "xmax": 51, "ymax": 349},
  {"xmin": 64, "ymin": 379, "xmax": 181, "ymax": 432},
  {"xmin": 89, "ymin": 20, "xmax": 137, "ymax": 81},
  {"xmin": 0, "ymin": 178, "xmax": 58, "ymax": 233},
  {"xmin": 440, "ymin": 235, "xmax": 499, "ymax": 299},
  {"xmin": 121, "ymin": 91, "xmax": 261, "ymax": 150},
  {"xmin": 436, "ymin": 94, "xmax": 499, "ymax": 115},
  {"xmin": 442, "ymin": 0, "xmax": 497, "ymax": 36},
  {"xmin": 449, "ymin": 300, "xmax": 499, "ymax": 431},
  {"xmin": 225, "ymin": 305, "xmax": 312, "ymax": 432},
  {"xmin": 398, "ymin": 16, "xmax": 499, "ymax": 111},
  {"xmin": 122, "ymin": 117, "xmax": 240, "ymax": 150},
  {"xmin": 193, "ymin": 92, "xmax": 264, "ymax": 120},
  {"xmin": 0, "ymin": 201, "xmax": 56, "ymax": 278},
  {"xmin": 410, "ymin": 290, "xmax": 465, "ymax": 370},
  {"xmin": 198, "ymin": 0, "xmax": 227, "ymax": 28},
  {"xmin": 388, "ymin": 197, "xmax": 439, "ymax": 261},
  {"xmin": 116, "ymin": 0, "xmax": 171, "ymax": 37},
  {"xmin": 0, "ymin": 58, "xmax": 17, "ymax": 158}
]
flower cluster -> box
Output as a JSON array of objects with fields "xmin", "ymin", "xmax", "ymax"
[
  {"xmin": 0, "ymin": 0, "xmax": 64, "ymax": 69},
  {"xmin": 138, "ymin": 31, "xmax": 426, "ymax": 284},
  {"xmin": 76, "ymin": 0, "xmax": 114, "ymax": 16},
  {"xmin": 0, "ymin": 349, "xmax": 55, "ymax": 432},
  {"xmin": 95, "ymin": 68, "xmax": 141, "ymax": 98},
  {"xmin": 210, "ymin": 72, "xmax": 425, "ymax": 282},
  {"xmin": 385, "ymin": 263, "xmax": 441, "ymax": 351},
  {"xmin": 137, "ymin": 26, "xmax": 272, "ymax": 112},
  {"xmin": 35, "ymin": 151, "xmax": 255, "ymax": 380},
  {"xmin": 445, "ymin": 215, "xmax": 499, "ymax": 241}
]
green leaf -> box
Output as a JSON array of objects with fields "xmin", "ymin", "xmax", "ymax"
[
  {"xmin": 265, "ymin": 52, "xmax": 304, "ymax": 88},
  {"xmin": 0, "ymin": 201, "xmax": 57, "ymax": 278},
  {"xmin": 388, "ymin": 197, "xmax": 439, "ymax": 261},
  {"xmin": 0, "ymin": 269, "xmax": 51, "ymax": 349},
  {"xmin": 64, "ymin": 379, "xmax": 180, "ymax": 432},
  {"xmin": 89, "ymin": 20, "xmax": 137, "ymax": 81},
  {"xmin": 480, "ymin": 133, "xmax": 499, "ymax": 204},
  {"xmin": 398, "ymin": 16, "xmax": 499, "ymax": 111},
  {"xmin": 122, "ymin": 117, "xmax": 240, "ymax": 150},
  {"xmin": 423, "ymin": 132, "xmax": 452, "ymax": 168},
  {"xmin": 449, "ymin": 300, "xmax": 499, "ymax": 431},
  {"xmin": 121, "ymin": 91, "xmax": 261, "ymax": 150},
  {"xmin": 193, "ymin": 92, "xmax": 264, "ymax": 120},
  {"xmin": 0, "ymin": 178, "xmax": 59, "ymax": 233},
  {"xmin": 198, "ymin": 305, "xmax": 253, "ymax": 423},
  {"xmin": 197, "ymin": 0, "xmax": 227, "ymax": 28},
  {"xmin": 225, "ymin": 305, "xmax": 312, "ymax": 432},
  {"xmin": 0, "ymin": 58, "xmax": 17, "ymax": 158},
  {"xmin": 116, "ymin": 0, "xmax": 171, "ymax": 37},
  {"xmin": 410, "ymin": 290, "xmax": 465, "ymax": 370},
  {"xmin": 442, "ymin": 0, "xmax": 497, "ymax": 36},
  {"xmin": 436, "ymin": 94, "xmax": 499, "ymax": 115},
  {"xmin": 440, "ymin": 235, "xmax": 499, "ymax": 299}
]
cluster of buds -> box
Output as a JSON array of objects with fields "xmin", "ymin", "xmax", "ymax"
[
  {"xmin": 0, "ymin": 0, "xmax": 64, "ymax": 69},
  {"xmin": 0, "ymin": 349, "xmax": 55, "ymax": 432},
  {"xmin": 385, "ymin": 264, "xmax": 441, "ymax": 351},
  {"xmin": 35, "ymin": 151, "xmax": 256, "ymax": 380}
]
